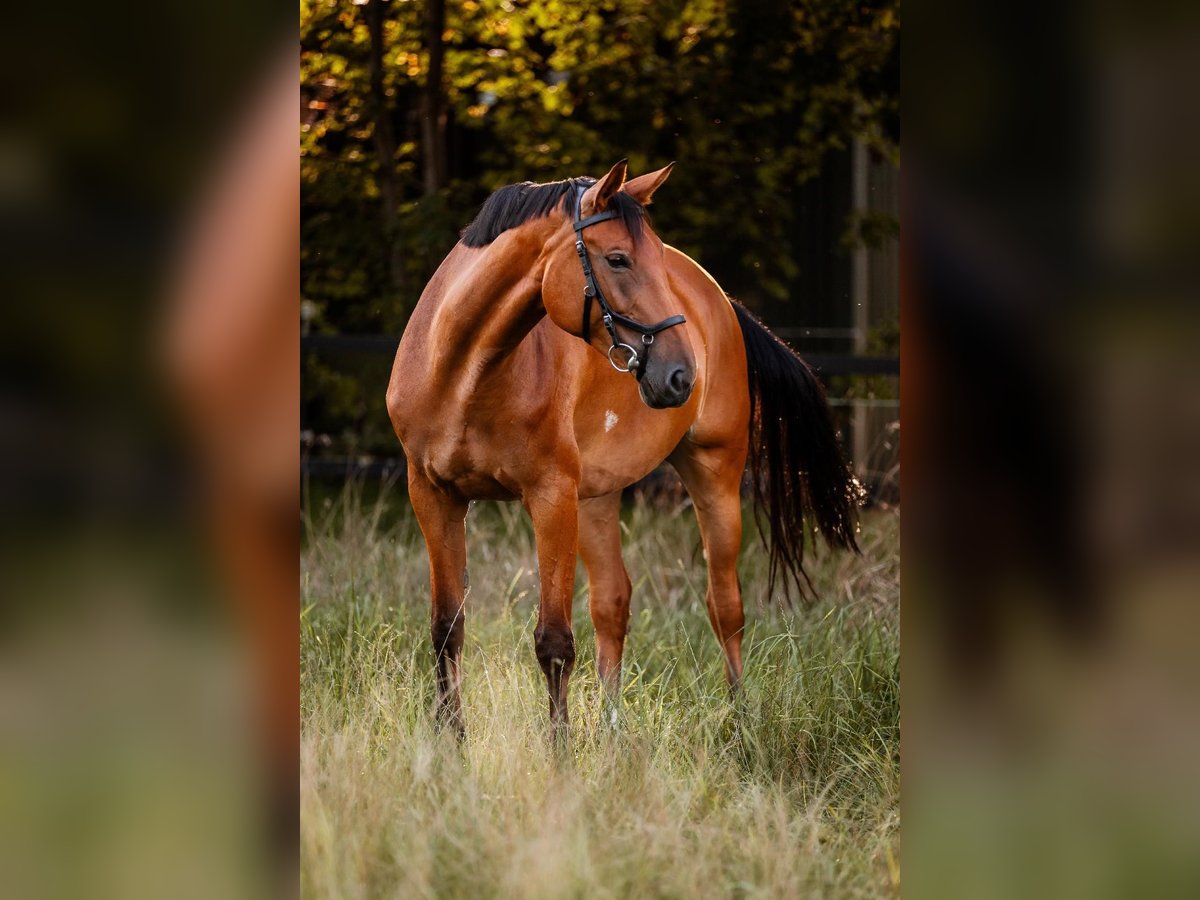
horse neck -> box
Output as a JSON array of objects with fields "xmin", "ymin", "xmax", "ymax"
[{"xmin": 427, "ymin": 218, "xmax": 562, "ymax": 383}]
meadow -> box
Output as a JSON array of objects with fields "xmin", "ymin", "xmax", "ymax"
[{"xmin": 300, "ymin": 481, "xmax": 899, "ymax": 898}]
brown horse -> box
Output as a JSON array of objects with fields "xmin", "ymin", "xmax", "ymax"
[{"xmin": 386, "ymin": 161, "xmax": 860, "ymax": 738}]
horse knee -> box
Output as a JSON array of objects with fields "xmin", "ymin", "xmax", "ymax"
[
  {"xmin": 534, "ymin": 625, "xmax": 575, "ymax": 676},
  {"xmin": 431, "ymin": 611, "xmax": 464, "ymax": 660}
]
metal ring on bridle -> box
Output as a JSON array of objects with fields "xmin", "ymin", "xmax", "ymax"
[{"xmin": 608, "ymin": 343, "xmax": 639, "ymax": 373}]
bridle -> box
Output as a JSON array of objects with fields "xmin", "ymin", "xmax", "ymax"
[{"xmin": 572, "ymin": 186, "xmax": 686, "ymax": 375}]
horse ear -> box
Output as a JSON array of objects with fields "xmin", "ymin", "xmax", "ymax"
[
  {"xmin": 623, "ymin": 162, "xmax": 675, "ymax": 206},
  {"xmin": 581, "ymin": 159, "xmax": 628, "ymax": 215}
]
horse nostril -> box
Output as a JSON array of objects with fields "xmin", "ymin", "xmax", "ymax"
[{"xmin": 668, "ymin": 366, "xmax": 692, "ymax": 397}]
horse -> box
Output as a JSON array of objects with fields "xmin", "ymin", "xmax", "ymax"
[{"xmin": 386, "ymin": 160, "xmax": 861, "ymax": 738}]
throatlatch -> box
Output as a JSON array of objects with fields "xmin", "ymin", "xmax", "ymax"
[{"xmin": 572, "ymin": 187, "xmax": 686, "ymax": 374}]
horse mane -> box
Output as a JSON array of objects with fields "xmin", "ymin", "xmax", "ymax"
[{"xmin": 460, "ymin": 177, "xmax": 646, "ymax": 248}]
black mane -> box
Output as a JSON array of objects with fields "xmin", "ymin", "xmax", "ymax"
[{"xmin": 460, "ymin": 176, "xmax": 646, "ymax": 247}]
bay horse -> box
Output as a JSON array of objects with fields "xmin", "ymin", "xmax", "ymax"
[{"xmin": 386, "ymin": 161, "xmax": 861, "ymax": 738}]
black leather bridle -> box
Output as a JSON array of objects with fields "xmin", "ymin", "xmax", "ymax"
[{"xmin": 572, "ymin": 187, "xmax": 685, "ymax": 375}]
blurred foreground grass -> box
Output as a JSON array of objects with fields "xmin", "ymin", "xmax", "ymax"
[{"xmin": 301, "ymin": 482, "xmax": 899, "ymax": 898}]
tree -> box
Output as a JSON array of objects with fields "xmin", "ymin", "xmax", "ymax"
[
  {"xmin": 363, "ymin": 0, "xmax": 405, "ymax": 295},
  {"xmin": 420, "ymin": 0, "xmax": 448, "ymax": 194}
]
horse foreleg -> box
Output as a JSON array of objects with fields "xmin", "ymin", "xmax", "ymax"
[
  {"xmin": 671, "ymin": 444, "xmax": 747, "ymax": 690},
  {"xmin": 579, "ymin": 492, "xmax": 631, "ymax": 721},
  {"xmin": 525, "ymin": 477, "xmax": 580, "ymax": 741},
  {"xmin": 408, "ymin": 472, "xmax": 470, "ymax": 738}
]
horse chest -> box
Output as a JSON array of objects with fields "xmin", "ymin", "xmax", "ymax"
[{"xmin": 408, "ymin": 403, "xmax": 550, "ymax": 500}]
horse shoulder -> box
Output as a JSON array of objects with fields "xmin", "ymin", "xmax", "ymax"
[{"xmin": 386, "ymin": 248, "xmax": 467, "ymax": 429}]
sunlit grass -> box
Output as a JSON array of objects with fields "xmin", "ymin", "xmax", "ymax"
[{"xmin": 301, "ymin": 481, "xmax": 899, "ymax": 898}]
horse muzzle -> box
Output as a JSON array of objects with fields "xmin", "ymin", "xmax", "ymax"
[{"xmin": 639, "ymin": 361, "xmax": 694, "ymax": 408}]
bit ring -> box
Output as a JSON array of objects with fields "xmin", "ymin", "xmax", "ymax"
[{"xmin": 608, "ymin": 343, "xmax": 639, "ymax": 373}]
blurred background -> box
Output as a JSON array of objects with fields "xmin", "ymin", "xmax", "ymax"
[
  {"xmin": 0, "ymin": 2, "xmax": 295, "ymax": 898},
  {"xmin": 300, "ymin": 0, "xmax": 901, "ymax": 500},
  {"xmin": 3, "ymin": 0, "xmax": 1200, "ymax": 894},
  {"xmin": 907, "ymin": 0, "xmax": 1200, "ymax": 897}
]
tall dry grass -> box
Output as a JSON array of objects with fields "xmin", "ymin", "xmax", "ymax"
[{"xmin": 301, "ymin": 482, "xmax": 899, "ymax": 898}]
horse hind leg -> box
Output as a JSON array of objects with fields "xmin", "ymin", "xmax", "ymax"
[
  {"xmin": 408, "ymin": 472, "xmax": 470, "ymax": 738},
  {"xmin": 578, "ymin": 492, "xmax": 632, "ymax": 721},
  {"xmin": 671, "ymin": 444, "xmax": 747, "ymax": 689}
]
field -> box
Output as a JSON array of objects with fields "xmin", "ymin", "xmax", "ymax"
[{"xmin": 300, "ymin": 482, "xmax": 899, "ymax": 898}]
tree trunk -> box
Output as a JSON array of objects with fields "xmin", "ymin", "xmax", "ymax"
[
  {"xmin": 420, "ymin": 0, "xmax": 448, "ymax": 195},
  {"xmin": 364, "ymin": 0, "xmax": 405, "ymax": 295}
]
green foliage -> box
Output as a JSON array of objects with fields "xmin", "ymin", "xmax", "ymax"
[{"xmin": 301, "ymin": 0, "xmax": 900, "ymax": 451}]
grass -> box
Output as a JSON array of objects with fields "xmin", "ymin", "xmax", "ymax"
[{"xmin": 301, "ymin": 480, "xmax": 899, "ymax": 899}]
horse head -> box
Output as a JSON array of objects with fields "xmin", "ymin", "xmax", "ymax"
[{"xmin": 542, "ymin": 160, "xmax": 696, "ymax": 409}]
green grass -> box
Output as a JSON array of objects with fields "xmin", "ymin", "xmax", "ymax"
[{"xmin": 301, "ymin": 482, "xmax": 899, "ymax": 899}]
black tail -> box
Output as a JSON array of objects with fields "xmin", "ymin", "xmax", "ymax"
[{"xmin": 733, "ymin": 301, "xmax": 863, "ymax": 601}]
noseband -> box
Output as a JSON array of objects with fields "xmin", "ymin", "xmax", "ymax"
[{"xmin": 572, "ymin": 188, "xmax": 686, "ymax": 374}]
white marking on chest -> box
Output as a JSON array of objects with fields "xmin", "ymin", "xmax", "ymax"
[{"xmin": 604, "ymin": 410, "xmax": 620, "ymax": 432}]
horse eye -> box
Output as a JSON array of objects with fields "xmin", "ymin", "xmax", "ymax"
[{"xmin": 606, "ymin": 255, "xmax": 630, "ymax": 269}]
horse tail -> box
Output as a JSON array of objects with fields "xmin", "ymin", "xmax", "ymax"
[{"xmin": 733, "ymin": 300, "xmax": 863, "ymax": 600}]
